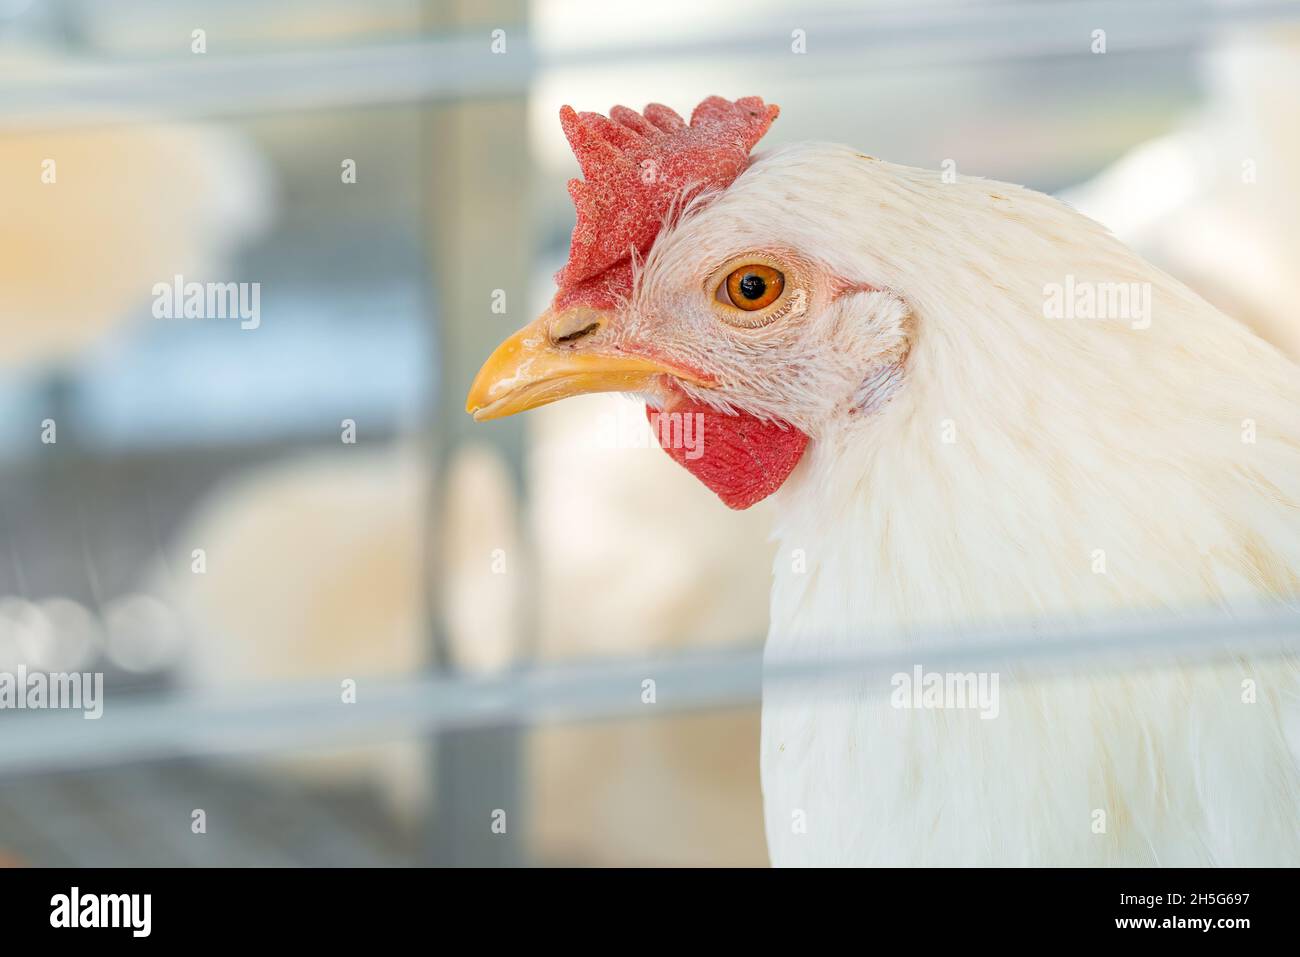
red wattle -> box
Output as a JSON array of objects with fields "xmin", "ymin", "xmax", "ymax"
[{"xmin": 645, "ymin": 401, "xmax": 809, "ymax": 509}]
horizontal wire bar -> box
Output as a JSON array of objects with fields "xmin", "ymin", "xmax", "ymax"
[
  {"xmin": 0, "ymin": 605, "xmax": 1295, "ymax": 775},
  {"xmin": 3, "ymin": 1, "xmax": 1298, "ymax": 125}
]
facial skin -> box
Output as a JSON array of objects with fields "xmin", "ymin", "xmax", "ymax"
[
  {"xmin": 471, "ymin": 191, "xmax": 911, "ymax": 427},
  {"xmin": 622, "ymin": 192, "xmax": 914, "ymax": 436}
]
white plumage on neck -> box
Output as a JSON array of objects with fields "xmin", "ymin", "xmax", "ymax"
[{"xmin": 751, "ymin": 146, "xmax": 1300, "ymax": 865}]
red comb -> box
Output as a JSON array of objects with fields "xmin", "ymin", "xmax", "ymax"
[{"xmin": 553, "ymin": 96, "xmax": 779, "ymax": 310}]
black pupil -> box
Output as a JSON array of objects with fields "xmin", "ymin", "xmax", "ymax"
[{"xmin": 738, "ymin": 273, "xmax": 767, "ymax": 300}]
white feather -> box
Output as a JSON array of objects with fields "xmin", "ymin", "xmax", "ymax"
[{"xmin": 641, "ymin": 142, "xmax": 1300, "ymax": 865}]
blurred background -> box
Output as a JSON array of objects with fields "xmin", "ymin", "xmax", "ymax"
[{"xmin": 0, "ymin": 0, "xmax": 1298, "ymax": 866}]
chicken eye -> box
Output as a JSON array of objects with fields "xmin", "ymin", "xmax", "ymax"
[{"xmin": 722, "ymin": 264, "xmax": 784, "ymax": 311}]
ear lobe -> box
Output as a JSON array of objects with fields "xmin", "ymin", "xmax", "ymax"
[{"xmin": 829, "ymin": 287, "xmax": 913, "ymax": 356}]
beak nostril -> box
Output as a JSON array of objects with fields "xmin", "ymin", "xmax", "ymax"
[
  {"xmin": 552, "ymin": 321, "xmax": 599, "ymax": 345},
  {"xmin": 548, "ymin": 308, "xmax": 604, "ymax": 346}
]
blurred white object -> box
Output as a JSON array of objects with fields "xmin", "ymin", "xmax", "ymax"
[
  {"xmin": 1063, "ymin": 27, "xmax": 1300, "ymax": 358},
  {"xmin": 0, "ymin": 55, "xmax": 271, "ymax": 368},
  {"xmin": 162, "ymin": 399, "xmax": 773, "ymax": 862},
  {"xmin": 526, "ymin": 395, "xmax": 772, "ymax": 865},
  {"xmin": 102, "ymin": 593, "xmax": 185, "ymax": 674},
  {"xmin": 164, "ymin": 446, "xmax": 431, "ymax": 820}
]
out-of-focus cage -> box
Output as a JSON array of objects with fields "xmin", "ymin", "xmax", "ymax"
[{"xmin": 1, "ymin": 0, "xmax": 1299, "ymax": 866}]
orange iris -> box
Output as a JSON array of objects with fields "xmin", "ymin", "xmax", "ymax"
[{"xmin": 724, "ymin": 264, "xmax": 784, "ymax": 311}]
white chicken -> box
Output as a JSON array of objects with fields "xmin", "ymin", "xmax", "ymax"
[{"xmin": 468, "ymin": 96, "xmax": 1300, "ymax": 865}]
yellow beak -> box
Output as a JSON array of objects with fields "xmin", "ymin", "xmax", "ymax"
[{"xmin": 466, "ymin": 307, "xmax": 703, "ymax": 421}]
